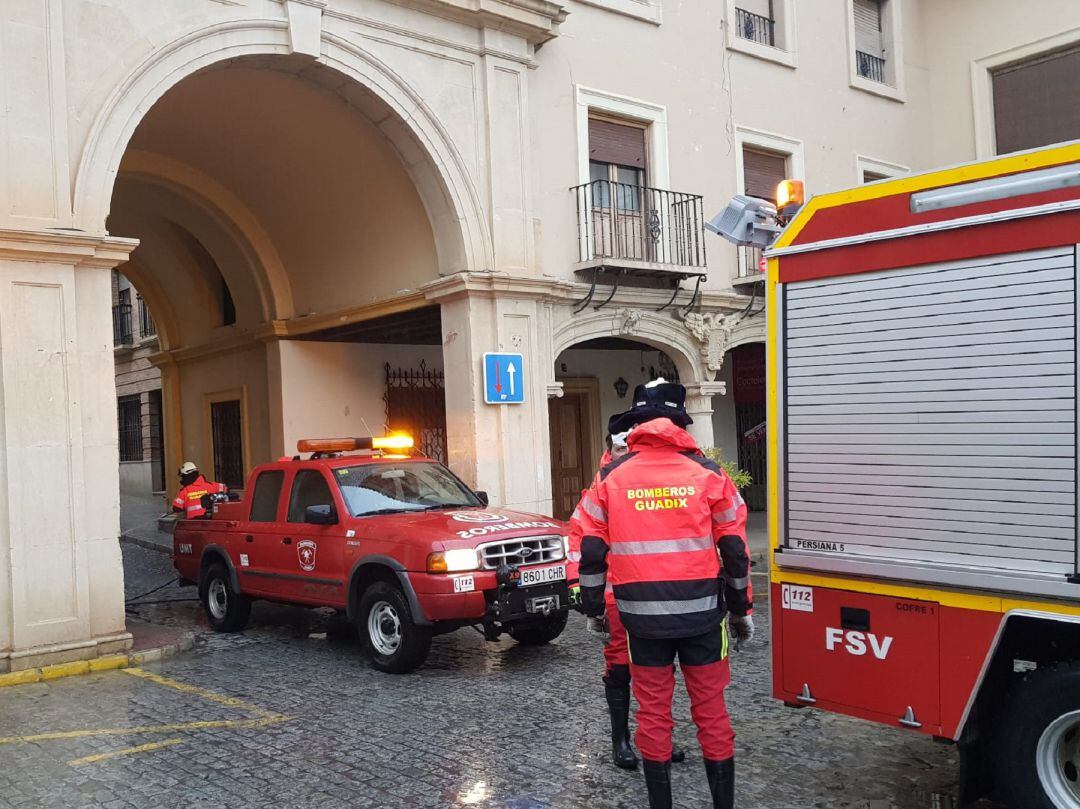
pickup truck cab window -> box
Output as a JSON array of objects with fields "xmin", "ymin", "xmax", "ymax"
[
  {"xmin": 287, "ymin": 469, "xmax": 336, "ymax": 523},
  {"xmin": 249, "ymin": 470, "xmax": 284, "ymax": 522},
  {"xmin": 334, "ymin": 461, "xmax": 479, "ymax": 517}
]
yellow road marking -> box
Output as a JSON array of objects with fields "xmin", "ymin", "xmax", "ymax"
[
  {"xmin": 0, "ymin": 715, "xmax": 289, "ymax": 746},
  {"xmin": 122, "ymin": 668, "xmax": 279, "ymax": 719},
  {"xmin": 68, "ymin": 737, "xmax": 184, "ymax": 766}
]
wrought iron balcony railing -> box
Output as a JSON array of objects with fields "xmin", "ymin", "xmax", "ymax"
[
  {"xmin": 113, "ymin": 303, "xmax": 133, "ymax": 346},
  {"xmin": 572, "ymin": 180, "xmax": 707, "ymax": 271},
  {"xmin": 856, "ymin": 50, "xmax": 886, "ymax": 83},
  {"xmin": 735, "ymin": 8, "xmax": 775, "ymax": 46},
  {"xmin": 137, "ymin": 296, "xmax": 156, "ymax": 339}
]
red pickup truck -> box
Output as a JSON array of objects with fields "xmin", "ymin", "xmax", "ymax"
[{"xmin": 173, "ymin": 437, "xmax": 570, "ymax": 673}]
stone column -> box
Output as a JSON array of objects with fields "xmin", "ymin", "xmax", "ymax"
[
  {"xmin": 0, "ymin": 230, "xmax": 137, "ymax": 672},
  {"xmin": 684, "ymin": 381, "xmax": 727, "ymax": 451},
  {"xmin": 430, "ymin": 278, "xmax": 554, "ymax": 515}
]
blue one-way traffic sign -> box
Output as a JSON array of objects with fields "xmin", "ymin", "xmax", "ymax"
[{"xmin": 483, "ymin": 353, "xmax": 525, "ymax": 404}]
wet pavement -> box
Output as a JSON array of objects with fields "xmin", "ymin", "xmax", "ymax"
[{"xmin": 0, "ymin": 544, "xmax": 1005, "ymax": 809}]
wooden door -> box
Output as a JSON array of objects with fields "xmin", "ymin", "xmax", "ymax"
[{"xmin": 549, "ymin": 393, "xmax": 589, "ymax": 520}]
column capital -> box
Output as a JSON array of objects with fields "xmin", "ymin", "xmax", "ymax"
[{"xmin": 0, "ymin": 228, "xmax": 137, "ymax": 269}]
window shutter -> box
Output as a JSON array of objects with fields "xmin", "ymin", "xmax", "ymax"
[
  {"xmin": 738, "ymin": 0, "xmax": 772, "ymax": 17},
  {"xmin": 589, "ymin": 119, "xmax": 647, "ymax": 169},
  {"xmin": 854, "ymin": 0, "xmax": 884, "ymax": 56},
  {"xmin": 992, "ymin": 47, "xmax": 1080, "ymax": 155},
  {"xmin": 742, "ymin": 147, "xmax": 788, "ymax": 200}
]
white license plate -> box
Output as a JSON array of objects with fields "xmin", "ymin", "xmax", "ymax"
[{"xmin": 518, "ymin": 565, "xmax": 566, "ymax": 588}]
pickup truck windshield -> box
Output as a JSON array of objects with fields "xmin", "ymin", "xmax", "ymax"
[{"xmin": 333, "ymin": 462, "xmax": 480, "ymax": 517}]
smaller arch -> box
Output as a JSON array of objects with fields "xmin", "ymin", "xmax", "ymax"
[
  {"xmin": 119, "ymin": 150, "xmax": 294, "ymax": 321},
  {"xmin": 551, "ymin": 308, "xmax": 708, "ymax": 388}
]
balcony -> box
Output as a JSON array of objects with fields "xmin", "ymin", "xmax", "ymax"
[
  {"xmin": 572, "ymin": 180, "xmax": 707, "ymax": 277},
  {"xmin": 735, "ymin": 8, "xmax": 775, "ymax": 47},
  {"xmin": 113, "ymin": 303, "xmax": 133, "ymax": 346},
  {"xmin": 856, "ymin": 50, "xmax": 886, "ymax": 83},
  {"xmin": 734, "ymin": 246, "xmax": 767, "ymax": 288},
  {"xmin": 138, "ymin": 296, "xmax": 157, "ymax": 339}
]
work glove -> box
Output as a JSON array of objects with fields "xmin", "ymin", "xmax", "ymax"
[
  {"xmin": 729, "ymin": 614, "xmax": 755, "ymax": 652},
  {"xmin": 569, "ymin": 584, "xmax": 582, "ymax": 609},
  {"xmin": 587, "ymin": 615, "xmax": 610, "ymax": 640}
]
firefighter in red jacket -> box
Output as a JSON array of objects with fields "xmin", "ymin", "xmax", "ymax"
[
  {"xmin": 569, "ymin": 419, "xmax": 685, "ymax": 770},
  {"xmin": 577, "ymin": 382, "xmax": 752, "ymax": 809},
  {"xmin": 172, "ymin": 461, "xmax": 227, "ymax": 520}
]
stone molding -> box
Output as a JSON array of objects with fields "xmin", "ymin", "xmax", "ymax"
[{"xmin": 0, "ymin": 228, "xmax": 137, "ymax": 269}]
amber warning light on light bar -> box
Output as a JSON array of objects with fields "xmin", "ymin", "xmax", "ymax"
[{"xmin": 296, "ymin": 434, "xmax": 414, "ymax": 454}]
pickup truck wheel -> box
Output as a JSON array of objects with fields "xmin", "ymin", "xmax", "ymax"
[
  {"xmin": 994, "ymin": 662, "xmax": 1080, "ymax": 809},
  {"xmin": 199, "ymin": 562, "xmax": 251, "ymax": 633},
  {"xmin": 358, "ymin": 582, "xmax": 431, "ymax": 674},
  {"xmin": 508, "ymin": 611, "xmax": 568, "ymax": 646}
]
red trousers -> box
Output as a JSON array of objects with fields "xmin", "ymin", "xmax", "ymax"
[
  {"xmin": 603, "ymin": 591, "xmax": 629, "ymax": 673},
  {"xmin": 628, "ymin": 625, "xmax": 734, "ymax": 762}
]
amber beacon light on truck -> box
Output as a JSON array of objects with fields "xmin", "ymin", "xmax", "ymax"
[{"xmin": 296, "ymin": 433, "xmax": 415, "ymax": 457}]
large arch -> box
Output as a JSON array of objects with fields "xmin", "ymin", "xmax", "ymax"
[{"xmin": 73, "ymin": 18, "xmax": 491, "ymax": 275}]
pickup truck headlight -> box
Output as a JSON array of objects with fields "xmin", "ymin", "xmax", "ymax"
[{"xmin": 427, "ymin": 549, "xmax": 479, "ymax": 573}]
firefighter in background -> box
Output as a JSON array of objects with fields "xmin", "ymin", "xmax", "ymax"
[
  {"xmin": 577, "ymin": 381, "xmax": 753, "ymax": 809},
  {"xmin": 568, "ymin": 424, "xmax": 685, "ymax": 770},
  {"xmin": 172, "ymin": 461, "xmax": 228, "ymax": 520}
]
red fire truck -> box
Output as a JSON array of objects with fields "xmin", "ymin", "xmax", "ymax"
[
  {"xmin": 766, "ymin": 142, "xmax": 1080, "ymax": 808},
  {"xmin": 173, "ymin": 436, "xmax": 570, "ymax": 674}
]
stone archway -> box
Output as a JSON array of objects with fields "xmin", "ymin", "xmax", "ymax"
[
  {"xmin": 550, "ymin": 307, "xmax": 729, "ymax": 449},
  {"xmin": 72, "ymin": 18, "xmax": 490, "ymax": 275}
]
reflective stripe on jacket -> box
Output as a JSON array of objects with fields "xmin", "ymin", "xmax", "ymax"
[
  {"xmin": 577, "ymin": 418, "xmax": 751, "ymax": 639},
  {"xmin": 172, "ymin": 476, "xmax": 227, "ymax": 519}
]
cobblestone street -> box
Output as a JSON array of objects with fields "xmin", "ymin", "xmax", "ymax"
[{"xmin": 0, "ymin": 545, "xmax": 1001, "ymax": 809}]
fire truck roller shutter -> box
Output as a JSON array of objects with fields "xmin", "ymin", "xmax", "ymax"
[{"xmin": 781, "ymin": 245, "xmax": 1077, "ymax": 580}]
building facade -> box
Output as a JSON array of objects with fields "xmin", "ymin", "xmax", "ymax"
[{"xmin": 2, "ymin": 0, "xmax": 1079, "ymax": 669}]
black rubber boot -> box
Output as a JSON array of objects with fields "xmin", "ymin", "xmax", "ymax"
[
  {"xmin": 704, "ymin": 757, "xmax": 735, "ymax": 809},
  {"xmin": 671, "ymin": 743, "xmax": 686, "ymax": 764},
  {"xmin": 643, "ymin": 759, "xmax": 673, "ymax": 809},
  {"xmin": 604, "ymin": 685, "xmax": 639, "ymax": 770}
]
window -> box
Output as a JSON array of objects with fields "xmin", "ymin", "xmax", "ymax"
[
  {"xmin": 853, "ymin": 0, "xmax": 885, "ymax": 82},
  {"xmin": 249, "ymin": 470, "xmax": 284, "ymax": 522},
  {"xmin": 846, "ymin": 0, "xmax": 904, "ymax": 101},
  {"xmin": 735, "ymin": 0, "xmax": 774, "ymax": 47},
  {"xmin": 117, "ymin": 395, "xmax": 143, "ymax": 463},
  {"xmin": 221, "ymin": 278, "xmax": 236, "ymax": 326},
  {"xmin": 742, "ymin": 147, "xmax": 788, "ymax": 201},
  {"xmin": 334, "ymin": 462, "xmax": 479, "ymax": 518},
  {"xmin": 735, "ymin": 128, "xmax": 804, "ymax": 280},
  {"xmin": 725, "ymin": 0, "xmax": 796, "ymax": 67},
  {"xmin": 288, "ymin": 469, "xmax": 334, "ymax": 523},
  {"xmin": 210, "ymin": 399, "xmax": 244, "ymax": 489},
  {"xmin": 856, "ymin": 155, "xmax": 909, "ymax": 185},
  {"xmin": 991, "ymin": 46, "xmax": 1080, "ymax": 155}
]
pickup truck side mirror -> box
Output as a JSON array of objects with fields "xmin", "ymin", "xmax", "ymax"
[
  {"xmin": 475, "ymin": 491, "xmax": 489, "ymax": 507},
  {"xmin": 304, "ymin": 504, "xmax": 337, "ymax": 525}
]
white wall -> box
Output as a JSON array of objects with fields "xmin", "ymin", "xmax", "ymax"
[{"xmin": 277, "ymin": 341, "xmax": 443, "ymax": 458}]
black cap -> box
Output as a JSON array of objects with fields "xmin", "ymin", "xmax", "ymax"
[{"xmin": 608, "ymin": 381, "xmax": 693, "ymax": 434}]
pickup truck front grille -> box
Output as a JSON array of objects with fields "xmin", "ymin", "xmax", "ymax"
[{"xmin": 478, "ymin": 535, "xmax": 564, "ymax": 570}]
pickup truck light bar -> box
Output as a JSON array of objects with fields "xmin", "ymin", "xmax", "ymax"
[{"xmin": 296, "ymin": 434, "xmax": 415, "ymax": 454}]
